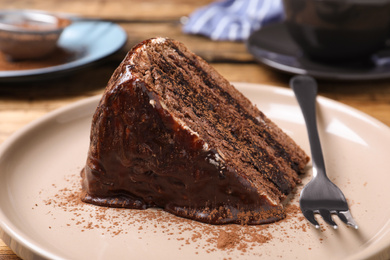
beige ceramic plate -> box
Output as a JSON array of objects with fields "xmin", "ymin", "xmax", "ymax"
[{"xmin": 1, "ymin": 83, "xmax": 390, "ymax": 260}]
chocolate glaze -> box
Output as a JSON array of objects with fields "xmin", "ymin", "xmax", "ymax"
[{"xmin": 81, "ymin": 38, "xmax": 309, "ymax": 225}]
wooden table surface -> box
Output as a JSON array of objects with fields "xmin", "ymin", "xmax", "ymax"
[{"xmin": 1, "ymin": 0, "xmax": 390, "ymax": 259}]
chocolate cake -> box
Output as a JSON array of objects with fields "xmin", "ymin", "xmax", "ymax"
[{"xmin": 81, "ymin": 38, "xmax": 309, "ymax": 225}]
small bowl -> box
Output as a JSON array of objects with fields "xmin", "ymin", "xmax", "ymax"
[
  {"xmin": 0, "ymin": 10, "xmax": 71, "ymax": 60},
  {"xmin": 282, "ymin": 0, "xmax": 390, "ymax": 62}
]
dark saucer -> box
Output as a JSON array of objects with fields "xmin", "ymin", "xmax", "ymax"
[{"xmin": 246, "ymin": 22, "xmax": 390, "ymax": 81}]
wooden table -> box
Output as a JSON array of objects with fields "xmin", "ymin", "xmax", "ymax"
[{"xmin": 1, "ymin": 0, "xmax": 390, "ymax": 259}]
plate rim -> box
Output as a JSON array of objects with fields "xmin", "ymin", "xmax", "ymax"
[
  {"xmin": 1, "ymin": 82, "xmax": 390, "ymax": 259},
  {"xmin": 0, "ymin": 94, "xmax": 99, "ymax": 260}
]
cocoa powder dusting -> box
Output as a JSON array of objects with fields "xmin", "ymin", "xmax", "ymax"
[
  {"xmin": 37, "ymin": 172, "xmax": 312, "ymax": 257},
  {"xmin": 217, "ymin": 230, "xmax": 240, "ymax": 249}
]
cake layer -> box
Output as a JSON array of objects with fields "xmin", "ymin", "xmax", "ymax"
[{"xmin": 124, "ymin": 38, "xmax": 307, "ymax": 195}]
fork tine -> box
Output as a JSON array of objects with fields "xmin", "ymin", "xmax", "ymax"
[
  {"xmin": 319, "ymin": 209, "xmax": 338, "ymax": 229},
  {"xmin": 337, "ymin": 210, "xmax": 359, "ymax": 229},
  {"xmin": 302, "ymin": 210, "xmax": 320, "ymax": 229}
]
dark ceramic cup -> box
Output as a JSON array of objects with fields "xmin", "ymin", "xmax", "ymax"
[{"xmin": 282, "ymin": 0, "xmax": 390, "ymax": 62}]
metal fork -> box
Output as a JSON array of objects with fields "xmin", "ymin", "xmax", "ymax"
[{"xmin": 290, "ymin": 75, "xmax": 358, "ymax": 230}]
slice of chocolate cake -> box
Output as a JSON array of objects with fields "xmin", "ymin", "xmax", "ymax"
[{"xmin": 81, "ymin": 37, "xmax": 309, "ymax": 225}]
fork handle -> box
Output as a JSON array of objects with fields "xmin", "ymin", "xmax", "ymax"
[{"xmin": 290, "ymin": 75, "xmax": 327, "ymax": 178}]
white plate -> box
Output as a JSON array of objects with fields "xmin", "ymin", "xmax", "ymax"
[
  {"xmin": 0, "ymin": 20, "xmax": 127, "ymax": 81},
  {"xmin": 1, "ymin": 83, "xmax": 390, "ymax": 260}
]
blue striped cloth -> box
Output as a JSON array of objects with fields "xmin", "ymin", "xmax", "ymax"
[{"xmin": 182, "ymin": 0, "xmax": 283, "ymax": 41}]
